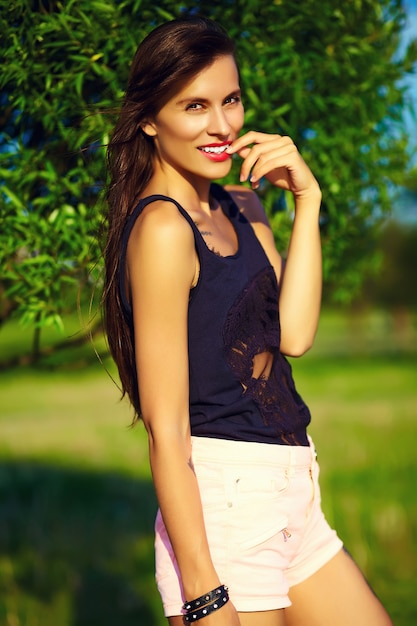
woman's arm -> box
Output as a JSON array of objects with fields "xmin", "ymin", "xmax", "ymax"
[
  {"xmin": 226, "ymin": 133, "xmax": 322, "ymax": 357},
  {"xmin": 126, "ymin": 201, "xmax": 240, "ymax": 624},
  {"xmin": 279, "ymin": 189, "xmax": 321, "ymax": 356}
]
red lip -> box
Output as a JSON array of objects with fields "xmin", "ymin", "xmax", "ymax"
[
  {"xmin": 197, "ymin": 143, "xmax": 232, "ymax": 162},
  {"xmin": 200, "ymin": 151, "xmax": 231, "ymax": 162}
]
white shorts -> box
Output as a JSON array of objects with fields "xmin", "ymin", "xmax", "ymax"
[{"xmin": 155, "ymin": 435, "xmax": 343, "ymax": 616}]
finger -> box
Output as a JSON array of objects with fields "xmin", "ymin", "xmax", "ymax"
[
  {"xmin": 226, "ymin": 130, "xmax": 280, "ymax": 154},
  {"xmin": 238, "ymin": 139, "xmax": 289, "ymax": 182},
  {"xmin": 234, "ymin": 146, "xmax": 252, "ymax": 161},
  {"xmin": 249, "ymin": 144, "xmax": 300, "ymax": 183}
]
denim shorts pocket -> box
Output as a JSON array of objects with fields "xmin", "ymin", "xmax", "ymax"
[
  {"xmin": 239, "ymin": 513, "xmax": 289, "ymax": 551},
  {"xmin": 234, "ymin": 467, "xmax": 289, "ymax": 497}
]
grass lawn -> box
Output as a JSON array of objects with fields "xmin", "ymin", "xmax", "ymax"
[{"xmin": 0, "ymin": 309, "xmax": 416, "ymax": 625}]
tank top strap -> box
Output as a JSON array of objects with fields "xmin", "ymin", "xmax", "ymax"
[{"xmin": 119, "ymin": 193, "xmax": 204, "ymax": 318}]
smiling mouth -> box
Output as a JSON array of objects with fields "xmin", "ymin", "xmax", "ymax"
[{"xmin": 198, "ymin": 143, "xmax": 231, "ymax": 154}]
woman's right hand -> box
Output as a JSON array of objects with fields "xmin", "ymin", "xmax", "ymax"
[{"xmin": 128, "ymin": 201, "xmax": 239, "ymax": 624}]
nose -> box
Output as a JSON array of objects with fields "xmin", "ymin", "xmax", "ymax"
[{"xmin": 207, "ymin": 106, "xmax": 231, "ymax": 137}]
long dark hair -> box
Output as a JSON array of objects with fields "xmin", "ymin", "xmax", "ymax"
[{"xmin": 103, "ymin": 16, "xmax": 237, "ymax": 420}]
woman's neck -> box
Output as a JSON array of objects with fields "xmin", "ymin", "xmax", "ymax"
[{"xmin": 142, "ymin": 166, "xmax": 213, "ymax": 215}]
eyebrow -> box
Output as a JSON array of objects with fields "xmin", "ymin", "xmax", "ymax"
[{"xmin": 176, "ymin": 89, "xmax": 241, "ymax": 106}]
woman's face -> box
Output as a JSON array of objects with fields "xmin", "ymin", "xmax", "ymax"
[{"xmin": 143, "ymin": 55, "xmax": 244, "ymax": 185}]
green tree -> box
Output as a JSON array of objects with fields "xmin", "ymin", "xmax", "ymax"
[{"xmin": 1, "ymin": 0, "xmax": 416, "ymax": 355}]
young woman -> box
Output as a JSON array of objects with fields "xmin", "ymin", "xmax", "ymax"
[{"xmin": 103, "ymin": 16, "xmax": 393, "ymax": 626}]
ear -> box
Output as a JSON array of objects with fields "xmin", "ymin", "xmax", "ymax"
[{"xmin": 141, "ymin": 121, "xmax": 157, "ymax": 137}]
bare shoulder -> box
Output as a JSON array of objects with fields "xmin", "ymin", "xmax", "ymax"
[
  {"xmin": 224, "ymin": 184, "xmax": 270, "ymax": 227},
  {"xmin": 127, "ymin": 198, "xmax": 195, "ymax": 262},
  {"xmin": 129, "ymin": 199, "xmax": 193, "ymax": 244},
  {"xmin": 126, "ymin": 198, "xmax": 197, "ymax": 290}
]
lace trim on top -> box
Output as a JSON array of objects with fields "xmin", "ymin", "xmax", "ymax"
[{"xmin": 222, "ymin": 266, "xmax": 308, "ymax": 444}]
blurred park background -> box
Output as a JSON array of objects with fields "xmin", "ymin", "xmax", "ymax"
[{"xmin": 1, "ymin": 1, "xmax": 417, "ymax": 625}]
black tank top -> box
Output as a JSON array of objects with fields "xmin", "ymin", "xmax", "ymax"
[{"xmin": 120, "ymin": 184, "xmax": 310, "ymax": 445}]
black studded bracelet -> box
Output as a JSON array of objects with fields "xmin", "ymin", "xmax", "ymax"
[
  {"xmin": 183, "ymin": 589, "xmax": 229, "ymax": 622},
  {"xmin": 182, "ymin": 584, "xmax": 229, "ymax": 612}
]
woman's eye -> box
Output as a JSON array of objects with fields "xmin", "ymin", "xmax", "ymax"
[
  {"xmin": 224, "ymin": 95, "xmax": 241, "ymax": 106},
  {"xmin": 186, "ymin": 102, "xmax": 203, "ymax": 111}
]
